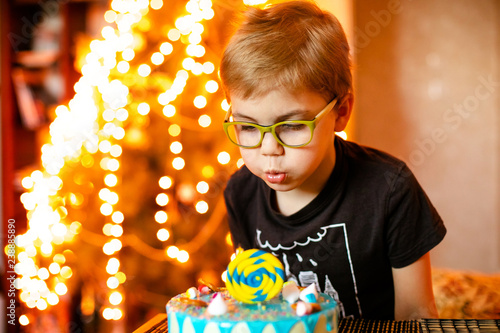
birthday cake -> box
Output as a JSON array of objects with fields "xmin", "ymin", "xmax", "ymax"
[{"xmin": 166, "ymin": 249, "xmax": 339, "ymax": 333}]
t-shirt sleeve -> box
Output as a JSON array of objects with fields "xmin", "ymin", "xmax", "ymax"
[
  {"xmin": 385, "ymin": 164, "xmax": 446, "ymax": 268},
  {"xmin": 223, "ymin": 172, "xmax": 253, "ymax": 250}
]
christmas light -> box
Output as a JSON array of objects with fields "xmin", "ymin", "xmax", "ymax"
[
  {"xmin": 194, "ymin": 95, "xmax": 207, "ymax": 108},
  {"xmin": 17, "ymin": 0, "xmax": 237, "ymax": 327},
  {"xmin": 195, "ymin": 201, "xmax": 209, "ymax": 214},
  {"xmin": 177, "ymin": 250, "xmax": 190, "ymax": 263},
  {"xmin": 166, "ymin": 246, "xmax": 179, "ymax": 258},
  {"xmin": 150, "ymin": 0, "xmax": 163, "ymax": 10},
  {"xmin": 104, "ymin": 10, "xmax": 118, "ymax": 23},
  {"xmin": 172, "ymin": 157, "xmax": 186, "ymax": 170},
  {"xmin": 138, "ymin": 64, "xmax": 152, "ymax": 77},
  {"xmin": 111, "ymin": 211, "xmax": 124, "ymax": 223},
  {"xmin": 157, "ymin": 229, "xmax": 170, "ymax": 241},
  {"xmin": 170, "ymin": 141, "xmax": 183, "ymax": 154},
  {"xmin": 205, "ymin": 80, "xmax": 218, "ymax": 93},
  {"xmin": 137, "ymin": 102, "xmax": 150, "ymax": 115},
  {"xmin": 19, "ymin": 315, "xmax": 30, "ymax": 326},
  {"xmin": 49, "ymin": 263, "xmax": 61, "ymax": 274},
  {"xmin": 202, "ymin": 165, "xmax": 215, "ymax": 178},
  {"xmin": 167, "ymin": 29, "xmax": 181, "ymax": 41},
  {"xmin": 159, "ymin": 176, "xmax": 173, "ymax": 189},
  {"xmin": 106, "ymin": 258, "xmax": 120, "ymax": 274},
  {"xmin": 168, "ymin": 124, "xmax": 181, "ymax": 137},
  {"xmin": 198, "ymin": 114, "xmax": 211, "ymax": 127},
  {"xmin": 109, "ymin": 291, "xmax": 123, "ymax": 305},
  {"xmin": 55, "ymin": 283, "xmax": 68, "ymax": 296},
  {"xmin": 196, "ymin": 181, "xmax": 209, "ymax": 194},
  {"xmin": 151, "ymin": 52, "xmax": 165, "ymax": 65},
  {"xmin": 163, "ymin": 104, "xmax": 176, "ymax": 117},
  {"xmin": 154, "ymin": 211, "xmax": 168, "ymax": 224},
  {"xmin": 107, "ymin": 277, "xmax": 119, "ymax": 289},
  {"xmin": 47, "ymin": 293, "xmax": 59, "ymax": 306},
  {"xmin": 217, "ymin": 151, "xmax": 231, "ymax": 165}
]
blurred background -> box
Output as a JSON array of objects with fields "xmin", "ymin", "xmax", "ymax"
[{"xmin": 0, "ymin": 0, "xmax": 498, "ymax": 332}]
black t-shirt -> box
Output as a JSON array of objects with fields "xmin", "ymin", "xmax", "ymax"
[{"xmin": 224, "ymin": 137, "xmax": 446, "ymax": 319}]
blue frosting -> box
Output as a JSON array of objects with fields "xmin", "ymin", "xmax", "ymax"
[{"xmin": 166, "ymin": 292, "xmax": 338, "ymax": 333}]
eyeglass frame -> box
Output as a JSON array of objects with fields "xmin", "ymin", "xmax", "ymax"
[{"xmin": 222, "ymin": 98, "xmax": 338, "ymax": 148}]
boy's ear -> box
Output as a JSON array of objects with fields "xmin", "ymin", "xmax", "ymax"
[{"xmin": 334, "ymin": 93, "xmax": 353, "ymax": 132}]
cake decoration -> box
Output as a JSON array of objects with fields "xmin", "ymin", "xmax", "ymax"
[
  {"xmin": 177, "ymin": 297, "xmax": 208, "ymax": 307},
  {"xmin": 186, "ymin": 287, "xmax": 199, "ymax": 299},
  {"xmin": 299, "ymin": 283, "xmax": 319, "ymax": 303},
  {"xmin": 294, "ymin": 301, "xmax": 322, "ymax": 316},
  {"xmin": 282, "ymin": 280, "xmax": 301, "ymax": 304},
  {"xmin": 199, "ymin": 278, "xmax": 225, "ymax": 293},
  {"xmin": 225, "ymin": 249, "xmax": 285, "ymax": 304},
  {"xmin": 197, "ymin": 284, "xmax": 211, "ymax": 295},
  {"xmin": 206, "ymin": 292, "xmax": 228, "ymax": 316}
]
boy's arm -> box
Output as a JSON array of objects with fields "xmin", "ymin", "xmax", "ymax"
[{"xmin": 392, "ymin": 252, "xmax": 439, "ymax": 320}]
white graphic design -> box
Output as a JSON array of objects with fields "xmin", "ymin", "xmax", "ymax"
[
  {"xmin": 257, "ymin": 223, "xmax": 362, "ymax": 317},
  {"xmin": 282, "ymin": 253, "xmax": 298, "ymax": 283},
  {"xmin": 325, "ymin": 275, "xmax": 344, "ymax": 317},
  {"xmin": 256, "ymin": 226, "xmax": 338, "ymax": 251},
  {"xmin": 298, "ymin": 271, "xmax": 320, "ymax": 290}
]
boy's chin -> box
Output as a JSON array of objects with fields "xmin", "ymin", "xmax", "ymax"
[{"xmin": 263, "ymin": 180, "xmax": 296, "ymax": 192}]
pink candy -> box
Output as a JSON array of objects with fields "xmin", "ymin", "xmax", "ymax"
[{"xmin": 198, "ymin": 284, "xmax": 211, "ymax": 295}]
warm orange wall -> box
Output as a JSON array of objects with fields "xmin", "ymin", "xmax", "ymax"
[
  {"xmin": 352, "ymin": 0, "xmax": 500, "ymax": 272},
  {"xmin": 316, "ymin": 0, "xmax": 356, "ymax": 140}
]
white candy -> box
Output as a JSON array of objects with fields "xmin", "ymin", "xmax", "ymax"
[
  {"xmin": 207, "ymin": 293, "xmax": 228, "ymax": 316},
  {"xmin": 299, "ymin": 283, "xmax": 318, "ymax": 303},
  {"xmin": 295, "ymin": 301, "xmax": 314, "ymax": 316},
  {"xmin": 186, "ymin": 287, "xmax": 199, "ymax": 299},
  {"xmin": 282, "ymin": 281, "xmax": 300, "ymax": 304}
]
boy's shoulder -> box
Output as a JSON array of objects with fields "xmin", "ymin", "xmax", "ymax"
[
  {"xmin": 336, "ymin": 138, "xmax": 411, "ymax": 187},
  {"xmin": 338, "ymin": 137, "xmax": 406, "ymax": 170}
]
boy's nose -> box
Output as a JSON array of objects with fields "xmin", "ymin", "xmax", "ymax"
[{"xmin": 260, "ymin": 132, "xmax": 284, "ymax": 155}]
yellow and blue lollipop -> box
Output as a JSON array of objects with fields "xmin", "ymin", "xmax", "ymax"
[{"xmin": 225, "ymin": 249, "xmax": 285, "ymax": 304}]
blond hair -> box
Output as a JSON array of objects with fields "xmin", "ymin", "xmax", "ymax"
[{"xmin": 220, "ymin": 0, "xmax": 352, "ymax": 102}]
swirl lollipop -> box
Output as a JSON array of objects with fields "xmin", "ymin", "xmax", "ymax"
[{"xmin": 225, "ymin": 249, "xmax": 285, "ymax": 304}]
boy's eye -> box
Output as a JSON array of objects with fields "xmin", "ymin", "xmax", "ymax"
[
  {"xmin": 278, "ymin": 123, "xmax": 306, "ymax": 131},
  {"xmin": 239, "ymin": 124, "xmax": 259, "ymax": 132}
]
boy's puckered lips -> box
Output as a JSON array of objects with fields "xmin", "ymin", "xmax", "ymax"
[{"xmin": 265, "ymin": 171, "xmax": 286, "ymax": 184}]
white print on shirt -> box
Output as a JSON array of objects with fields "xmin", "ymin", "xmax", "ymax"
[
  {"xmin": 256, "ymin": 224, "xmax": 362, "ymax": 317},
  {"xmin": 298, "ymin": 271, "xmax": 320, "ymax": 292}
]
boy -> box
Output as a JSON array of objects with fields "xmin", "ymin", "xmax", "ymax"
[{"xmin": 220, "ymin": 0, "xmax": 446, "ymax": 320}]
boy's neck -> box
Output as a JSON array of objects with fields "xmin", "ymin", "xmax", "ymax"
[{"xmin": 273, "ymin": 148, "xmax": 337, "ymax": 216}]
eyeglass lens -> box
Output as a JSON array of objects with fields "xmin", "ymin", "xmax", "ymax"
[{"xmin": 226, "ymin": 123, "xmax": 312, "ymax": 147}]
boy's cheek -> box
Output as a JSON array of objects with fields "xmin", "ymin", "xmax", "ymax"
[{"xmin": 239, "ymin": 149, "xmax": 255, "ymax": 163}]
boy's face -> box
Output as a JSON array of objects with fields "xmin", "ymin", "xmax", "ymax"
[{"xmin": 229, "ymin": 89, "xmax": 344, "ymax": 196}]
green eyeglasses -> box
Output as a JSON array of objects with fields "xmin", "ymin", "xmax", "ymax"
[{"xmin": 223, "ymin": 98, "xmax": 338, "ymax": 148}]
